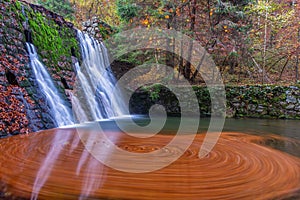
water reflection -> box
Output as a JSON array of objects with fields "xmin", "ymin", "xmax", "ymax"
[{"xmin": 89, "ymin": 117, "xmax": 300, "ymax": 158}]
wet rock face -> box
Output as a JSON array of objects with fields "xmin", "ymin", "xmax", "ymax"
[
  {"xmin": 0, "ymin": 0, "xmax": 80, "ymax": 137},
  {"xmin": 0, "ymin": 0, "xmax": 55, "ymax": 137},
  {"xmin": 0, "ymin": 0, "xmax": 32, "ymax": 137}
]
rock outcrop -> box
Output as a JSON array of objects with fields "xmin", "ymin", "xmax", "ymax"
[
  {"xmin": 82, "ymin": 16, "xmax": 115, "ymax": 41},
  {"xmin": 0, "ymin": 0, "xmax": 80, "ymax": 137}
]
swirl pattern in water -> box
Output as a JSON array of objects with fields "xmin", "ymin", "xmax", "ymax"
[{"xmin": 0, "ymin": 129, "xmax": 299, "ymax": 199}]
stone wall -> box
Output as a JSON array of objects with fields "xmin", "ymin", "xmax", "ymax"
[
  {"xmin": 225, "ymin": 85, "xmax": 300, "ymax": 119},
  {"xmin": 129, "ymin": 85, "xmax": 300, "ymax": 119},
  {"xmin": 82, "ymin": 16, "xmax": 116, "ymax": 41},
  {"xmin": 0, "ymin": 0, "xmax": 80, "ymax": 137}
]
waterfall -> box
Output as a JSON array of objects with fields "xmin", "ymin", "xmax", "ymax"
[
  {"xmin": 26, "ymin": 43, "xmax": 74, "ymax": 127},
  {"xmin": 28, "ymin": 33, "xmax": 128, "ymax": 199},
  {"xmin": 73, "ymin": 31, "xmax": 126, "ymax": 123},
  {"xmin": 26, "ymin": 31, "xmax": 126, "ymax": 127}
]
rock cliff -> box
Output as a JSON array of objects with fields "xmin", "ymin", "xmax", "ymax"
[{"xmin": 0, "ymin": 0, "xmax": 79, "ymax": 137}]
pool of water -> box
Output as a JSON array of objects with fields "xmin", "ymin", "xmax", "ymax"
[
  {"xmin": 95, "ymin": 116, "xmax": 300, "ymax": 138},
  {"xmin": 90, "ymin": 117, "xmax": 300, "ymax": 158},
  {"xmin": 0, "ymin": 117, "xmax": 299, "ymax": 200}
]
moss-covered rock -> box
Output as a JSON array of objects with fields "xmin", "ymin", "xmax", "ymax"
[
  {"xmin": 0, "ymin": 0, "xmax": 82, "ymax": 137},
  {"xmin": 130, "ymin": 84, "xmax": 300, "ymax": 119}
]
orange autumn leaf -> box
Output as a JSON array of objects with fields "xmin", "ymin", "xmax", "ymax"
[
  {"xmin": 141, "ymin": 19, "xmax": 149, "ymax": 25},
  {"xmin": 176, "ymin": 8, "xmax": 181, "ymax": 16}
]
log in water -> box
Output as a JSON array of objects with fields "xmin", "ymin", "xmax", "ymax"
[{"xmin": 0, "ymin": 129, "xmax": 299, "ymax": 200}]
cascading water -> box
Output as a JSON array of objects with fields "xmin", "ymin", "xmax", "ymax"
[
  {"xmin": 26, "ymin": 29, "xmax": 126, "ymax": 127},
  {"xmin": 28, "ymin": 32, "xmax": 128, "ymax": 200},
  {"xmin": 26, "ymin": 43, "xmax": 74, "ymax": 127},
  {"xmin": 73, "ymin": 31, "xmax": 126, "ymax": 122}
]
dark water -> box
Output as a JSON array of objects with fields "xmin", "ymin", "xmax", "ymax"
[
  {"xmin": 97, "ymin": 116, "xmax": 300, "ymax": 158},
  {"xmin": 218, "ymin": 118, "xmax": 300, "ymax": 158},
  {"xmin": 97, "ymin": 116, "xmax": 300, "ymax": 137}
]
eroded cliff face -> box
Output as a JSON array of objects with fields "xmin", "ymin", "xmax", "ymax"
[{"xmin": 0, "ymin": 0, "xmax": 80, "ymax": 137}]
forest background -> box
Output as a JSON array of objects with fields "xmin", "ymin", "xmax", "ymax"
[{"xmin": 27, "ymin": 0, "xmax": 300, "ymax": 85}]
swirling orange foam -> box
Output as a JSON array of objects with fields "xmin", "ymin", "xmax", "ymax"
[{"xmin": 0, "ymin": 129, "xmax": 299, "ymax": 200}]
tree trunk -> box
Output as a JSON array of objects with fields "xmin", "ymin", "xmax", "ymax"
[
  {"xmin": 184, "ymin": 0, "xmax": 196, "ymax": 80},
  {"xmin": 296, "ymin": 27, "xmax": 300, "ymax": 81},
  {"xmin": 262, "ymin": 0, "xmax": 269, "ymax": 84},
  {"xmin": 191, "ymin": 51, "xmax": 206, "ymax": 82},
  {"xmin": 295, "ymin": 54, "xmax": 299, "ymax": 81}
]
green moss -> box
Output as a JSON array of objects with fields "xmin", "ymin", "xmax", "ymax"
[
  {"xmin": 26, "ymin": 10, "xmax": 80, "ymax": 72},
  {"xmin": 15, "ymin": 0, "xmax": 21, "ymax": 10},
  {"xmin": 142, "ymin": 83, "xmax": 161, "ymax": 101},
  {"xmin": 98, "ymin": 23, "xmax": 117, "ymax": 40}
]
